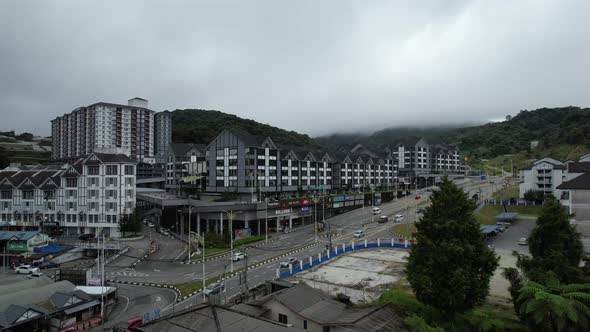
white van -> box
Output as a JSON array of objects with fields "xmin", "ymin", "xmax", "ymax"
[
  {"xmin": 394, "ymin": 214, "xmax": 404, "ymax": 223},
  {"xmin": 372, "ymin": 207, "xmax": 381, "ymax": 215}
]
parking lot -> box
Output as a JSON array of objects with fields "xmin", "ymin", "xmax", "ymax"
[{"xmin": 491, "ymin": 217, "xmax": 536, "ymax": 255}]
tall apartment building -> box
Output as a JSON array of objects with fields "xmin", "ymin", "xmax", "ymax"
[
  {"xmin": 154, "ymin": 110, "xmax": 172, "ymax": 163},
  {"xmin": 51, "ymin": 98, "xmax": 171, "ymax": 164},
  {"xmin": 0, "ymin": 153, "xmax": 136, "ymax": 237}
]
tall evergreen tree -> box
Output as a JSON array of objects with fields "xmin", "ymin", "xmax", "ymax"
[
  {"xmin": 406, "ymin": 177, "xmax": 499, "ymax": 315},
  {"xmin": 517, "ymin": 197, "xmax": 584, "ymax": 283}
]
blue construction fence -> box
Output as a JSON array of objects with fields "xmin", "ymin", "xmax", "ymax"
[
  {"xmin": 484, "ymin": 199, "xmax": 542, "ymax": 206},
  {"xmin": 279, "ymin": 239, "xmax": 414, "ymax": 279}
]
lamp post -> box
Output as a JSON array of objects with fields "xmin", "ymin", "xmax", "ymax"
[
  {"xmin": 187, "ymin": 206, "xmax": 192, "ymax": 263},
  {"xmin": 264, "ymin": 198, "xmax": 268, "ymax": 243},
  {"xmin": 222, "ymin": 210, "xmax": 241, "ymax": 273}
]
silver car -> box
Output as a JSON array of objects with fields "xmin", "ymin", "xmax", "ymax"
[{"xmin": 203, "ymin": 282, "xmax": 224, "ymax": 295}]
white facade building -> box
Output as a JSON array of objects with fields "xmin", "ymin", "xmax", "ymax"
[
  {"xmin": 519, "ymin": 157, "xmax": 567, "ymax": 198},
  {"xmin": 51, "ymin": 98, "xmax": 170, "ymax": 163},
  {"xmin": 0, "ymin": 153, "xmax": 136, "ymax": 238}
]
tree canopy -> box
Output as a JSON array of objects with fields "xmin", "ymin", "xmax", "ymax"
[
  {"xmin": 171, "ymin": 109, "xmax": 319, "ymax": 148},
  {"xmin": 406, "ymin": 177, "xmax": 499, "ymax": 315},
  {"xmin": 517, "ymin": 197, "xmax": 585, "ymax": 284}
]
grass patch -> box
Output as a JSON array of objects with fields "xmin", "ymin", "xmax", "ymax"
[
  {"xmin": 203, "ymin": 247, "xmax": 228, "ymax": 256},
  {"xmin": 391, "ymin": 223, "xmax": 417, "ymax": 238},
  {"xmin": 233, "ymin": 236, "xmax": 264, "ymax": 247},
  {"xmin": 476, "ymin": 205, "xmax": 542, "ymax": 225},
  {"xmin": 491, "ymin": 186, "xmax": 519, "ymax": 201}
]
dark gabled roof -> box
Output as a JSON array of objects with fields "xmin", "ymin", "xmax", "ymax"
[
  {"xmin": 557, "ymin": 173, "xmax": 590, "ymax": 190},
  {"xmin": 255, "ymin": 283, "xmax": 392, "ymax": 326},
  {"xmin": 567, "ymin": 162, "xmax": 590, "ymax": 173},
  {"xmin": 140, "ymin": 304, "xmax": 303, "ymax": 332},
  {"xmin": 169, "ymin": 143, "xmax": 206, "ymax": 156},
  {"xmin": 49, "ymin": 290, "xmax": 92, "ymax": 309},
  {"xmin": 0, "ymin": 304, "xmax": 47, "ymax": 328},
  {"xmin": 92, "ymin": 153, "xmax": 134, "ymax": 163},
  {"xmin": 227, "ymin": 128, "xmax": 266, "ymax": 146}
]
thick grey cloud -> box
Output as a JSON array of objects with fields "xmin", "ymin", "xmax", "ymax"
[{"xmin": 1, "ymin": 0, "xmax": 590, "ymax": 137}]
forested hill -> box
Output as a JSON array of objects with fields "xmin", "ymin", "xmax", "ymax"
[
  {"xmin": 171, "ymin": 109, "xmax": 319, "ymax": 148},
  {"xmin": 317, "ymin": 106, "xmax": 590, "ymax": 159},
  {"xmin": 431, "ymin": 106, "xmax": 590, "ymax": 158}
]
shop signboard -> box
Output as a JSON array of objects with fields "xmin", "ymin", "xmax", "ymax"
[
  {"xmin": 275, "ymin": 209, "xmax": 291, "ymax": 216},
  {"xmin": 8, "ymin": 242, "xmax": 27, "ymax": 251},
  {"xmin": 301, "ymin": 207, "xmax": 311, "ymax": 213},
  {"xmin": 300, "ymin": 199, "xmax": 310, "ymax": 206},
  {"xmin": 234, "ymin": 228, "xmax": 252, "ymax": 240}
]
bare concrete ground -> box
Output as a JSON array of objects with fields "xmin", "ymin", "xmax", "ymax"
[
  {"xmin": 289, "ymin": 249, "xmax": 408, "ymax": 304},
  {"xmin": 289, "ymin": 247, "xmax": 514, "ymax": 305}
]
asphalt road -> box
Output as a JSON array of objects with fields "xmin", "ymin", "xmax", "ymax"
[
  {"xmin": 104, "ymin": 283, "xmax": 177, "ymax": 328},
  {"xmin": 106, "ymin": 177, "xmax": 504, "ymax": 285}
]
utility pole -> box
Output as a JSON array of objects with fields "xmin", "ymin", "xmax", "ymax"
[
  {"xmin": 188, "ymin": 206, "xmax": 191, "ymax": 263},
  {"xmin": 202, "ymin": 232, "xmax": 206, "ymax": 302},
  {"xmin": 265, "ymin": 199, "xmax": 268, "ymax": 243}
]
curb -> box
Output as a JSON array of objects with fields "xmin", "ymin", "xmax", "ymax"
[
  {"xmin": 131, "ymin": 241, "xmax": 158, "ymax": 267},
  {"xmin": 181, "ymin": 237, "xmax": 280, "ymax": 265},
  {"xmin": 107, "ymin": 278, "xmax": 181, "ymax": 301},
  {"xmin": 176, "ymin": 241, "xmax": 322, "ymax": 302}
]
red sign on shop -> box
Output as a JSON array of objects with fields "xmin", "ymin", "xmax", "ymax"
[{"xmin": 300, "ymin": 199, "xmax": 310, "ymax": 206}]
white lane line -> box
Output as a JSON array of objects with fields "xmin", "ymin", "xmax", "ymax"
[{"xmin": 163, "ymin": 288, "xmax": 178, "ymax": 311}]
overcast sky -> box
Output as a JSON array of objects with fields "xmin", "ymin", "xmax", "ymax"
[{"xmin": 2, "ymin": 0, "xmax": 590, "ymax": 137}]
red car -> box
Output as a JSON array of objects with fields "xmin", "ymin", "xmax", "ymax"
[{"xmin": 415, "ymin": 195, "xmax": 421, "ymax": 200}]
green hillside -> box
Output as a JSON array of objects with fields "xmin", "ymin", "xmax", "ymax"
[
  {"xmin": 317, "ymin": 106, "xmax": 590, "ymax": 167},
  {"xmin": 171, "ymin": 109, "xmax": 319, "ymax": 148}
]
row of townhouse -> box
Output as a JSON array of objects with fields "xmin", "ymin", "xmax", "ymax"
[
  {"xmin": 164, "ymin": 129, "xmax": 464, "ymax": 199},
  {"xmin": 0, "ymin": 153, "xmax": 136, "ymax": 237}
]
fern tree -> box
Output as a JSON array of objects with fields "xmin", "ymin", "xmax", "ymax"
[{"xmin": 517, "ymin": 278, "xmax": 590, "ymax": 331}]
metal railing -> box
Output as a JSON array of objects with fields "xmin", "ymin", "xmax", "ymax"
[{"xmin": 278, "ymin": 238, "xmax": 414, "ymax": 279}]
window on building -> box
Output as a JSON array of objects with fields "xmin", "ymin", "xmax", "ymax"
[
  {"xmin": 106, "ymin": 177, "xmax": 118, "ymax": 186},
  {"xmin": 87, "ymin": 177, "xmax": 99, "ymax": 187},
  {"xmin": 278, "ymin": 314, "xmax": 288, "ymax": 324},
  {"xmin": 87, "ymin": 166, "xmax": 99, "ymax": 175},
  {"xmin": 216, "ymin": 180, "xmax": 224, "ymax": 187},
  {"xmin": 43, "ymin": 190, "xmax": 55, "ymax": 200},
  {"xmin": 1, "ymin": 191, "xmax": 12, "ymax": 200},
  {"xmin": 22, "ymin": 191, "xmax": 34, "ymax": 200},
  {"xmin": 66, "ymin": 178, "xmax": 77, "ymax": 187},
  {"xmin": 125, "ymin": 165, "xmax": 134, "ymax": 175},
  {"xmin": 322, "ymin": 326, "xmax": 331, "ymax": 332},
  {"xmin": 106, "ymin": 165, "xmax": 118, "ymax": 175},
  {"xmin": 304, "ymin": 320, "xmax": 307, "ymax": 330}
]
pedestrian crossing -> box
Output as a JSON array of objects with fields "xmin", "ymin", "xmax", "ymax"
[{"xmin": 108, "ymin": 269, "xmax": 150, "ymax": 277}]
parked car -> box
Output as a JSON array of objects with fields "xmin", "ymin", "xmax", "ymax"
[
  {"xmin": 15, "ymin": 265, "xmax": 40, "ymax": 274},
  {"xmin": 203, "ymin": 282, "xmax": 224, "ymax": 296},
  {"xmin": 394, "ymin": 214, "xmax": 404, "ymax": 223},
  {"xmin": 518, "ymin": 237, "xmax": 528, "ymax": 246},
  {"xmin": 147, "ymin": 222, "xmax": 156, "ymax": 228},
  {"xmin": 78, "ymin": 233, "xmax": 94, "ymax": 241},
  {"xmin": 495, "ymin": 223, "xmax": 506, "ymax": 232},
  {"xmin": 372, "ymin": 207, "xmax": 381, "ymax": 215},
  {"xmin": 27, "ymin": 272, "xmax": 44, "ymax": 278},
  {"xmin": 280, "ymin": 257, "xmax": 298, "ymax": 268},
  {"xmin": 160, "ymin": 229, "xmax": 170, "ymax": 236},
  {"xmin": 38, "ymin": 261, "xmax": 59, "ymax": 269},
  {"xmin": 378, "ymin": 216, "xmax": 389, "ymax": 223},
  {"xmin": 231, "ymin": 252, "xmax": 247, "ymax": 261},
  {"xmin": 354, "ymin": 230, "xmax": 365, "ymax": 238},
  {"xmin": 415, "ymin": 195, "xmax": 421, "ymax": 200}
]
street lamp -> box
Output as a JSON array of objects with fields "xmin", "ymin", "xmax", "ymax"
[{"xmin": 222, "ymin": 210, "xmax": 241, "ymax": 273}]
